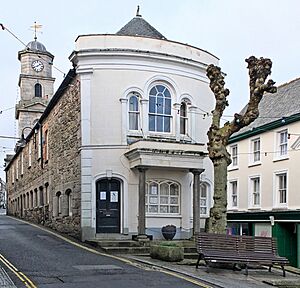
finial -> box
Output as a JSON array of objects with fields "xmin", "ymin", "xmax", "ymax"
[
  {"xmin": 30, "ymin": 21, "xmax": 42, "ymax": 41},
  {"xmin": 136, "ymin": 5, "xmax": 142, "ymax": 17}
]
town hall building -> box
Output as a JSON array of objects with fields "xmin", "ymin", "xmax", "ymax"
[{"xmin": 5, "ymin": 13, "xmax": 218, "ymax": 241}]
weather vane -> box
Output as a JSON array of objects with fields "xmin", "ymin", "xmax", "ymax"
[{"xmin": 30, "ymin": 21, "xmax": 43, "ymax": 41}]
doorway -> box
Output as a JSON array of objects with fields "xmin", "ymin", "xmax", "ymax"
[{"xmin": 96, "ymin": 179, "xmax": 121, "ymax": 233}]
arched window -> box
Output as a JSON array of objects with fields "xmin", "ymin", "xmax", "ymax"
[
  {"xmin": 180, "ymin": 102, "xmax": 188, "ymax": 135},
  {"xmin": 149, "ymin": 85, "xmax": 172, "ymax": 132},
  {"xmin": 146, "ymin": 180, "xmax": 180, "ymax": 214},
  {"xmin": 56, "ymin": 192, "xmax": 62, "ymax": 216},
  {"xmin": 128, "ymin": 94, "xmax": 140, "ymax": 130},
  {"xmin": 200, "ymin": 183, "xmax": 209, "ymax": 215},
  {"xmin": 35, "ymin": 83, "xmax": 42, "ymax": 97},
  {"xmin": 65, "ymin": 189, "xmax": 72, "ymax": 216}
]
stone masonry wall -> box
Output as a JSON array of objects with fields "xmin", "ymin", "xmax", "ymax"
[{"xmin": 6, "ymin": 75, "xmax": 81, "ymax": 239}]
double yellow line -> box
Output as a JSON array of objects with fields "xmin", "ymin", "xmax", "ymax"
[{"xmin": 0, "ymin": 253, "xmax": 36, "ymax": 288}]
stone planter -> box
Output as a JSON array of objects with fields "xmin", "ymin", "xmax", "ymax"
[
  {"xmin": 161, "ymin": 224, "xmax": 176, "ymax": 240},
  {"xmin": 150, "ymin": 243, "xmax": 184, "ymax": 262}
]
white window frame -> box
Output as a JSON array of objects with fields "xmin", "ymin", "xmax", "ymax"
[
  {"xmin": 249, "ymin": 137, "xmax": 261, "ymax": 165},
  {"xmin": 146, "ymin": 179, "xmax": 180, "ymax": 215},
  {"xmin": 228, "ymin": 179, "xmax": 238, "ymax": 209},
  {"xmin": 200, "ymin": 182, "xmax": 210, "ymax": 217},
  {"xmin": 148, "ymin": 84, "xmax": 173, "ymax": 134},
  {"xmin": 273, "ymin": 170, "xmax": 288, "ymax": 208},
  {"xmin": 248, "ymin": 175, "xmax": 261, "ymax": 208},
  {"xmin": 229, "ymin": 144, "xmax": 238, "ymax": 169},
  {"xmin": 274, "ymin": 129, "xmax": 288, "ymax": 160},
  {"xmin": 128, "ymin": 93, "xmax": 140, "ymax": 131}
]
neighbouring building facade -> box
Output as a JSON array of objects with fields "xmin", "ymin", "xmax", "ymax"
[
  {"xmin": 227, "ymin": 78, "xmax": 300, "ymax": 267},
  {"xmin": 6, "ymin": 13, "xmax": 218, "ymax": 241},
  {"xmin": 0, "ymin": 178, "xmax": 6, "ymax": 209}
]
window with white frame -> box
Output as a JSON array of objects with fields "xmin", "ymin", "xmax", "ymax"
[
  {"xmin": 128, "ymin": 93, "xmax": 140, "ymax": 130},
  {"xmin": 250, "ymin": 176, "xmax": 260, "ymax": 207},
  {"xmin": 229, "ymin": 180, "xmax": 238, "ymax": 208},
  {"xmin": 275, "ymin": 172, "xmax": 287, "ymax": 205},
  {"xmin": 180, "ymin": 102, "xmax": 188, "ymax": 135},
  {"xmin": 146, "ymin": 180, "xmax": 180, "ymax": 214},
  {"xmin": 149, "ymin": 85, "xmax": 172, "ymax": 133},
  {"xmin": 200, "ymin": 183, "xmax": 209, "ymax": 215},
  {"xmin": 251, "ymin": 138, "xmax": 261, "ymax": 163},
  {"xmin": 277, "ymin": 129, "xmax": 288, "ymax": 157},
  {"xmin": 230, "ymin": 144, "xmax": 238, "ymax": 167}
]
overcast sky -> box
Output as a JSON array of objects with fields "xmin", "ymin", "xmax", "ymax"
[{"xmin": 1, "ymin": 0, "xmax": 300, "ymax": 179}]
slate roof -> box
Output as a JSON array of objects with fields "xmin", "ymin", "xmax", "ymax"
[
  {"xmin": 116, "ymin": 16, "xmax": 166, "ymax": 40},
  {"xmin": 232, "ymin": 77, "xmax": 300, "ymax": 137}
]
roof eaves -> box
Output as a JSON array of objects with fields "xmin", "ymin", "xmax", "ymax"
[{"xmin": 228, "ymin": 113, "xmax": 300, "ymax": 144}]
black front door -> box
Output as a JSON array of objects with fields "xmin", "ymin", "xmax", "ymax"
[{"xmin": 96, "ymin": 179, "xmax": 121, "ymax": 233}]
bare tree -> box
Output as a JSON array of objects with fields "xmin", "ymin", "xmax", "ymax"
[{"xmin": 205, "ymin": 56, "xmax": 277, "ymax": 233}]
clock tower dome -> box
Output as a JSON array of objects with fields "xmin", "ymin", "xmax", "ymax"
[{"xmin": 16, "ymin": 39, "xmax": 55, "ymax": 137}]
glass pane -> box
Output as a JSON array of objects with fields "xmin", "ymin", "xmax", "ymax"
[
  {"xmin": 200, "ymin": 199, "xmax": 206, "ymax": 206},
  {"xmin": 165, "ymin": 98, "xmax": 171, "ymax": 115},
  {"xmin": 161, "ymin": 183, "xmax": 169, "ymax": 195},
  {"xmin": 164, "ymin": 117, "xmax": 170, "ymax": 132},
  {"xmin": 150, "ymin": 87, "xmax": 157, "ymax": 96},
  {"xmin": 170, "ymin": 206, "xmax": 179, "ymax": 213},
  {"xmin": 170, "ymin": 197, "xmax": 178, "ymax": 204},
  {"xmin": 149, "ymin": 183, "xmax": 158, "ymax": 195},
  {"xmin": 129, "ymin": 113, "xmax": 138, "ymax": 130},
  {"xmin": 164, "ymin": 88, "xmax": 171, "ymax": 98},
  {"xmin": 149, "ymin": 196, "xmax": 158, "ymax": 204},
  {"xmin": 149, "ymin": 205, "xmax": 158, "ymax": 213},
  {"xmin": 160, "ymin": 205, "xmax": 169, "ymax": 213},
  {"xmin": 170, "ymin": 184, "xmax": 179, "ymax": 195},
  {"xmin": 149, "ymin": 96, "xmax": 156, "ymax": 113},
  {"xmin": 149, "ymin": 115, "xmax": 155, "ymax": 131},
  {"xmin": 160, "ymin": 196, "xmax": 168, "ymax": 204},
  {"xmin": 157, "ymin": 97, "xmax": 164, "ymax": 114},
  {"xmin": 157, "ymin": 116, "xmax": 163, "ymax": 132},
  {"xmin": 200, "ymin": 207, "xmax": 207, "ymax": 214},
  {"xmin": 157, "ymin": 85, "xmax": 165, "ymax": 93},
  {"xmin": 200, "ymin": 185, "xmax": 207, "ymax": 197},
  {"xmin": 129, "ymin": 96, "xmax": 138, "ymax": 111},
  {"xmin": 180, "ymin": 117, "xmax": 186, "ymax": 134}
]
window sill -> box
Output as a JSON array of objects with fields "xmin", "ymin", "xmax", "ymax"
[
  {"xmin": 146, "ymin": 214, "xmax": 182, "ymax": 218},
  {"xmin": 248, "ymin": 162, "xmax": 262, "ymax": 168},
  {"xmin": 228, "ymin": 166, "xmax": 239, "ymax": 172},
  {"xmin": 227, "ymin": 207, "xmax": 239, "ymax": 211},
  {"xmin": 273, "ymin": 156, "xmax": 289, "ymax": 162},
  {"xmin": 247, "ymin": 207, "xmax": 261, "ymax": 211}
]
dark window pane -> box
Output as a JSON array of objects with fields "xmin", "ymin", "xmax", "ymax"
[
  {"xmin": 150, "ymin": 87, "xmax": 157, "ymax": 96},
  {"xmin": 157, "ymin": 97, "xmax": 164, "ymax": 114},
  {"xmin": 164, "ymin": 117, "xmax": 170, "ymax": 132},
  {"xmin": 129, "ymin": 113, "xmax": 138, "ymax": 130},
  {"xmin": 129, "ymin": 96, "xmax": 138, "ymax": 112},
  {"xmin": 149, "ymin": 115, "xmax": 155, "ymax": 131},
  {"xmin": 164, "ymin": 88, "xmax": 171, "ymax": 98},
  {"xmin": 157, "ymin": 116, "xmax": 163, "ymax": 132},
  {"xmin": 35, "ymin": 83, "xmax": 42, "ymax": 97},
  {"xmin": 149, "ymin": 96, "xmax": 156, "ymax": 113},
  {"xmin": 180, "ymin": 118, "xmax": 186, "ymax": 134},
  {"xmin": 157, "ymin": 85, "xmax": 165, "ymax": 93},
  {"xmin": 165, "ymin": 98, "xmax": 171, "ymax": 115}
]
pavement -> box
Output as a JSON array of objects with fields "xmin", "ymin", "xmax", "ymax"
[{"xmin": 124, "ymin": 255, "xmax": 300, "ymax": 288}]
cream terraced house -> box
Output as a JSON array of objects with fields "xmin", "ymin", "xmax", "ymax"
[
  {"xmin": 227, "ymin": 78, "xmax": 300, "ymax": 267},
  {"xmin": 6, "ymin": 14, "xmax": 218, "ymax": 241}
]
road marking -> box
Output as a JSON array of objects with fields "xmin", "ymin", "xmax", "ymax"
[
  {"xmin": 0, "ymin": 253, "xmax": 37, "ymax": 288},
  {"xmin": 8, "ymin": 216, "xmax": 214, "ymax": 288}
]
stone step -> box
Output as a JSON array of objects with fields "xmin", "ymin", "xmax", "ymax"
[
  {"xmin": 183, "ymin": 247, "xmax": 196, "ymax": 253},
  {"xmin": 87, "ymin": 240, "xmax": 144, "ymax": 248},
  {"xmin": 101, "ymin": 246, "xmax": 150, "ymax": 255},
  {"xmin": 183, "ymin": 252, "xmax": 199, "ymax": 259}
]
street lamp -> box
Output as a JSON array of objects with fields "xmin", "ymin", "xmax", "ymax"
[{"xmin": 15, "ymin": 126, "xmax": 35, "ymax": 151}]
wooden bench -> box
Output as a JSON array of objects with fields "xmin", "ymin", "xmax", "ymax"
[{"xmin": 196, "ymin": 233, "xmax": 289, "ymax": 277}]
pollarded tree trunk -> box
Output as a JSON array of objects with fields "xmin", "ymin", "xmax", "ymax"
[{"xmin": 205, "ymin": 56, "xmax": 277, "ymax": 233}]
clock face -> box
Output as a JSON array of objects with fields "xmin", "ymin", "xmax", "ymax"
[{"xmin": 31, "ymin": 60, "xmax": 44, "ymax": 72}]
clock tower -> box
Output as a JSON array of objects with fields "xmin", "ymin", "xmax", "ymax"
[{"xmin": 16, "ymin": 39, "xmax": 55, "ymax": 137}]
